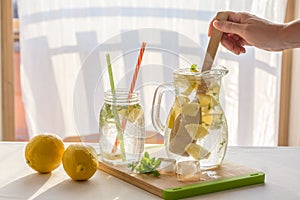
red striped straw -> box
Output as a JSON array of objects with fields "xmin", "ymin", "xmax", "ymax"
[{"xmin": 112, "ymin": 42, "xmax": 146, "ymax": 153}]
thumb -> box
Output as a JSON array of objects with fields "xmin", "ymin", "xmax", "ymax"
[{"xmin": 213, "ymin": 20, "xmax": 243, "ymax": 35}]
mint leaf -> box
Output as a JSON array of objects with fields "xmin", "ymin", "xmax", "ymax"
[{"xmin": 128, "ymin": 151, "xmax": 161, "ymax": 177}]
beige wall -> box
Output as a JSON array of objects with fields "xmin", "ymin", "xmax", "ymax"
[{"xmin": 288, "ymin": 1, "xmax": 300, "ymax": 146}]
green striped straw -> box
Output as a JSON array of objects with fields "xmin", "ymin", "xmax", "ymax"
[{"xmin": 106, "ymin": 54, "xmax": 126, "ymax": 161}]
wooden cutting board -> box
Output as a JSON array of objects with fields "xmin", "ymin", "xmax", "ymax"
[{"xmin": 98, "ymin": 160, "xmax": 265, "ymax": 199}]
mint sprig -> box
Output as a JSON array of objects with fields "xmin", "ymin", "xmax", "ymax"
[
  {"xmin": 128, "ymin": 152, "xmax": 161, "ymax": 177},
  {"xmin": 190, "ymin": 64, "xmax": 199, "ymax": 72}
]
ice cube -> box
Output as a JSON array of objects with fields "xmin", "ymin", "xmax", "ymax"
[
  {"xmin": 176, "ymin": 161, "xmax": 201, "ymax": 182},
  {"xmin": 157, "ymin": 158, "xmax": 176, "ymax": 175}
]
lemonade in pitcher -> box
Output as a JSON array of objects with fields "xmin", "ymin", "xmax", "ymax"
[{"xmin": 152, "ymin": 65, "xmax": 228, "ymax": 169}]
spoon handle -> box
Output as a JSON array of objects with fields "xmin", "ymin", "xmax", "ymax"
[{"xmin": 202, "ymin": 12, "xmax": 229, "ymax": 72}]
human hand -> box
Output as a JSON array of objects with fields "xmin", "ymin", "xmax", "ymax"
[{"xmin": 208, "ymin": 11, "xmax": 285, "ymax": 54}]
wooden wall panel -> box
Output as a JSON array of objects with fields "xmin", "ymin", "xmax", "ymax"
[
  {"xmin": 1, "ymin": 0, "xmax": 15, "ymax": 140},
  {"xmin": 278, "ymin": 0, "xmax": 295, "ymax": 146}
]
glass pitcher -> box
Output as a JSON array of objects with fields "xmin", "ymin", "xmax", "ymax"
[{"xmin": 152, "ymin": 66, "xmax": 228, "ymax": 169}]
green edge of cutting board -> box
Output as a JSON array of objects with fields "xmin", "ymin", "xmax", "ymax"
[{"xmin": 162, "ymin": 172, "xmax": 265, "ymax": 200}]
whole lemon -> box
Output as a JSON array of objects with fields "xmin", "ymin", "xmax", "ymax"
[
  {"xmin": 25, "ymin": 134, "xmax": 65, "ymax": 173},
  {"xmin": 62, "ymin": 144, "xmax": 99, "ymax": 181}
]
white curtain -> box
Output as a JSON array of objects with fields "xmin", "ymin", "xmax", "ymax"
[{"xmin": 18, "ymin": 0, "xmax": 287, "ymax": 146}]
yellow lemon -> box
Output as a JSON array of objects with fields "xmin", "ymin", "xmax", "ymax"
[
  {"xmin": 25, "ymin": 133, "xmax": 65, "ymax": 173},
  {"xmin": 62, "ymin": 144, "xmax": 99, "ymax": 181}
]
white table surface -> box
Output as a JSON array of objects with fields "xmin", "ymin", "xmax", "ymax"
[{"xmin": 0, "ymin": 142, "xmax": 299, "ymax": 200}]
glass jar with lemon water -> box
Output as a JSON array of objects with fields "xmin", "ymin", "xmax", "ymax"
[{"xmin": 99, "ymin": 89, "xmax": 145, "ymax": 165}]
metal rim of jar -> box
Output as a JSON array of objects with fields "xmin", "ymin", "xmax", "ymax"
[{"xmin": 104, "ymin": 88, "xmax": 140, "ymax": 105}]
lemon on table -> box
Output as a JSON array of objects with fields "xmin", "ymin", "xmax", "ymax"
[
  {"xmin": 62, "ymin": 144, "xmax": 99, "ymax": 181},
  {"xmin": 25, "ymin": 133, "xmax": 65, "ymax": 173}
]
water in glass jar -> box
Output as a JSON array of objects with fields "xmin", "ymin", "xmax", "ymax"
[{"xmin": 99, "ymin": 102, "xmax": 145, "ymax": 165}]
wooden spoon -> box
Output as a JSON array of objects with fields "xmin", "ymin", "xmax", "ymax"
[
  {"xmin": 202, "ymin": 12, "xmax": 229, "ymax": 72},
  {"xmin": 197, "ymin": 11, "xmax": 229, "ymax": 94}
]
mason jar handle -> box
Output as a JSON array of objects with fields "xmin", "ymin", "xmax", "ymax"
[{"xmin": 151, "ymin": 82, "xmax": 173, "ymax": 135}]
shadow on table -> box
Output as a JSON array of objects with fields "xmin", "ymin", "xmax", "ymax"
[
  {"xmin": 0, "ymin": 173, "xmax": 51, "ymax": 199},
  {"xmin": 33, "ymin": 179, "xmax": 100, "ymax": 200}
]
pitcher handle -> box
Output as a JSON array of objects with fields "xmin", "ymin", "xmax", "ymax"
[{"xmin": 151, "ymin": 82, "xmax": 173, "ymax": 135}]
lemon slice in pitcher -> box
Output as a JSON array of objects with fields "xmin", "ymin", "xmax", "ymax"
[
  {"xmin": 182, "ymin": 102, "xmax": 201, "ymax": 117},
  {"xmin": 166, "ymin": 95, "xmax": 189, "ymax": 129},
  {"xmin": 185, "ymin": 143, "xmax": 210, "ymax": 161},
  {"xmin": 197, "ymin": 93, "xmax": 218, "ymax": 108},
  {"xmin": 202, "ymin": 112, "xmax": 224, "ymax": 129},
  {"xmin": 174, "ymin": 95, "xmax": 190, "ymax": 107},
  {"xmin": 166, "ymin": 106, "xmax": 182, "ymax": 129},
  {"xmin": 185, "ymin": 124, "xmax": 208, "ymax": 139},
  {"xmin": 202, "ymin": 114, "xmax": 213, "ymax": 126}
]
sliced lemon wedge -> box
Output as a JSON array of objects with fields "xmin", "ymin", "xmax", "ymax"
[
  {"xmin": 185, "ymin": 124, "xmax": 208, "ymax": 139},
  {"xmin": 118, "ymin": 106, "xmax": 143, "ymax": 123},
  {"xmin": 185, "ymin": 143, "xmax": 211, "ymax": 161},
  {"xmin": 174, "ymin": 95, "xmax": 190, "ymax": 107},
  {"xmin": 197, "ymin": 93, "xmax": 218, "ymax": 108},
  {"xmin": 182, "ymin": 102, "xmax": 201, "ymax": 117},
  {"xmin": 166, "ymin": 106, "xmax": 182, "ymax": 129},
  {"xmin": 202, "ymin": 114, "xmax": 213, "ymax": 126}
]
